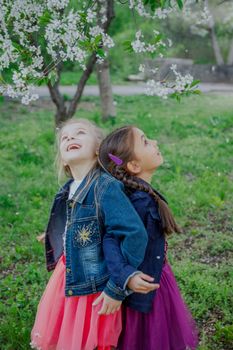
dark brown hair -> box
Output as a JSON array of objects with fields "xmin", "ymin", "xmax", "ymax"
[{"xmin": 98, "ymin": 125, "xmax": 181, "ymax": 235}]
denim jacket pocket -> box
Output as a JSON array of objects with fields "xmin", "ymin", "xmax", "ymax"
[{"xmin": 71, "ymin": 217, "xmax": 101, "ymax": 248}]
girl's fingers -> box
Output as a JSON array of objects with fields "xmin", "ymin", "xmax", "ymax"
[
  {"xmin": 92, "ymin": 293, "xmax": 104, "ymax": 306},
  {"xmin": 135, "ymin": 284, "xmax": 160, "ymax": 293},
  {"xmin": 139, "ymin": 281, "xmax": 159, "ymax": 289},
  {"xmin": 140, "ymin": 273, "xmax": 155, "ymax": 282},
  {"xmin": 110, "ymin": 306, "xmax": 119, "ymax": 314},
  {"xmin": 106, "ymin": 306, "xmax": 112, "ymax": 315},
  {"xmin": 98, "ymin": 303, "xmax": 108, "ymax": 315}
]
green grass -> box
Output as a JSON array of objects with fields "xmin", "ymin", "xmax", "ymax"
[{"xmin": 0, "ymin": 93, "xmax": 233, "ymax": 349}]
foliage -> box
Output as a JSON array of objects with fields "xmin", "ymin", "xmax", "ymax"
[{"xmin": 0, "ymin": 0, "xmax": 203, "ymax": 104}]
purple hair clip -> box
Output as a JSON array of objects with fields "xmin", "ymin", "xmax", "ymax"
[{"xmin": 108, "ymin": 153, "xmax": 123, "ymax": 166}]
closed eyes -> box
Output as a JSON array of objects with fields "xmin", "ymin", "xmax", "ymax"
[
  {"xmin": 61, "ymin": 130, "xmax": 86, "ymax": 141},
  {"xmin": 61, "ymin": 135, "xmax": 68, "ymax": 141}
]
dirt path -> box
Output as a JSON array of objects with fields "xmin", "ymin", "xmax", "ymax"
[{"xmin": 34, "ymin": 83, "xmax": 233, "ymax": 98}]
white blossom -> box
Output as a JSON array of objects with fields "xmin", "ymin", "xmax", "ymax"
[
  {"xmin": 102, "ymin": 33, "xmax": 114, "ymax": 49},
  {"xmin": 86, "ymin": 9, "xmax": 96, "ymax": 23},
  {"xmin": 145, "ymin": 65, "xmax": 197, "ymax": 99},
  {"xmin": 146, "ymin": 80, "xmax": 172, "ymax": 99},
  {"xmin": 139, "ymin": 64, "xmax": 145, "ymax": 73},
  {"xmin": 47, "ymin": 0, "xmax": 69, "ymax": 11},
  {"xmin": 0, "ymin": 0, "xmax": 196, "ymax": 104},
  {"xmin": 89, "ymin": 25, "xmax": 104, "ymax": 38},
  {"xmin": 131, "ymin": 30, "xmax": 166, "ymax": 54},
  {"xmin": 129, "ymin": 0, "xmax": 173, "ymax": 19}
]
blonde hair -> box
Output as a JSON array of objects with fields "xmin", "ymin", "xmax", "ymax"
[{"xmin": 55, "ymin": 118, "xmax": 105, "ymax": 182}]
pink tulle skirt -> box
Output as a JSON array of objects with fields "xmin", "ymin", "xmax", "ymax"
[{"xmin": 30, "ymin": 255, "xmax": 122, "ymax": 350}]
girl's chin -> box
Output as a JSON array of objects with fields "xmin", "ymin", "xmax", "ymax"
[{"xmin": 152, "ymin": 160, "xmax": 163, "ymax": 171}]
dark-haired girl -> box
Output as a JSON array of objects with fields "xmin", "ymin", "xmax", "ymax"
[{"xmin": 98, "ymin": 126, "xmax": 198, "ymax": 350}]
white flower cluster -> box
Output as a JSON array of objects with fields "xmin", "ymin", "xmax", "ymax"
[
  {"xmin": 145, "ymin": 80, "xmax": 172, "ymax": 98},
  {"xmin": 86, "ymin": 8, "xmax": 96, "ymax": 23},
  {"xmin": 180, "ymin": 0, "xmax": 214, "ymax": 37},
  {"xmin": 0, "ymin": 83, "xmax": 39, "ymax": 105},
  {"xmin": 0, "ymin": 0, "xmax": 114, "ymax": 103},
  {"xmin": 131, "ymin": 30, "xmax": 166, "ymax": 54},
  {"xmin": 45, "ymin": 9, "xmax": 87, "ymax": 66},
  {"xmin": 47, "ymin": 0, "xmax": 69, "ymax": 11},
  {"xmin": 170, "ymin": 64, "xmax": 193, "ymax": 90},
  {"xmin": 0, "ymin": 35, "xmax": 18, "ymax": 70},
  {"xmin": 98, "ymin": 0, "xmax": 108, "ymax": 24},
  {"xmin": 138, "ymin": 63, "xmax": 158, "ymax": 75},
  {"xmin": 9, "ymin": 0, "xmax": 44, "ymax": 45},
  {"xmin": 102, "ymin": 33, "xmax": 115, "ymax": 49},
  {"xmin": 89, "ymin": 25, "xmax": 104, "ymax": 38},
  {"xmin": 0, "ymin": 0, "xmax": 196, "ymax": 104},
  {"xmin": 129, "ymin": 0, "xmax": 173, "ymax": 19},
  {"xmin": 145, "ymin": 64, "xmax": 196, "ymax": 99}
]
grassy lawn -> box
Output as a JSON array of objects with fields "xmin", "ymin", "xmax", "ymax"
[{"xmin": 0, "ymin": 93, "xmax": 233, "ymax": 349}]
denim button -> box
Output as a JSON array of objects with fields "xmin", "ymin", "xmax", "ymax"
[
  {"xmin": 68, "ymin": 290, "xmax": 73, "ymax": 295},
  {"xmin": 66, "ymin": 268, "xmax": 71, "ymax": 273},
  {"xmin": 69, "ymin": 201, "xmax": 73, "ymax": 208}
]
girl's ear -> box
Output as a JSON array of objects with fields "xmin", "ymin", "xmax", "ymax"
[{"xmin": 126, "ymin": 160, "xmax": 141, "ymax": 175}]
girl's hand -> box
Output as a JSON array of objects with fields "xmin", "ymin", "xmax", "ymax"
[
  {"xmin": 92, "ymin": 292, "xmax": 122, "ymax": 315},
  {"xmin": 127, "ymin": 273, "xmax": 160, "ymax": 294},
  {"xmin": 36, "ymin": 232, "xmax": 45, "ymax": 244}
]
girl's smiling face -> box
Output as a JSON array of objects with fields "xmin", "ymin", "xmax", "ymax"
[
  {"xmin": 59, "ymin": 122, "xmax": 98, "ymax": 166},
  {"xmin": 129, "ymin": 127, "xmax": 163, "ymax": 175}
]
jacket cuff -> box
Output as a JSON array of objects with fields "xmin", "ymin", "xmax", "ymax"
[
  {"xmin": 117, "ymin": 264, "xmax": 140, "ymax": 290},
  {"xmin": 123, "ymin": 270, "xmax": 141, "ymax": 290},
  {"xmin": 104, "ymin": 279, "xmax": 127, "ymax": 301}
]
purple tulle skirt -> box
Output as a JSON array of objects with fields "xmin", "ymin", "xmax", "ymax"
[{"xmin": 117, "ymin": 263, "xmax": 199, "ymax": 350}]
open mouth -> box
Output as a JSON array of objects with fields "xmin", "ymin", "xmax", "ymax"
[{"xmin": 67, "ymin": 144, "xmax": 81, "ymax": 151}]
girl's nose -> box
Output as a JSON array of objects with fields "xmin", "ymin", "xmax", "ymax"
[
  {"xmin": 67, "ymin": 135, "xmax": 75, "ymax": 141},
  {"xmin": 151, "ymin": 139, "xmax": 157, "ymax": 146}
]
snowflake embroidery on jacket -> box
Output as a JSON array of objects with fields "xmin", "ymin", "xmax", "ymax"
[{"xmin": 74, "ymin": 223, "xmax": 96, "ymax": 246}]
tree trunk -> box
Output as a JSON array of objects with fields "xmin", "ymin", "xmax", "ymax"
[
  {"xmin": 210, "ymin": 26, "xmax": 224, "ymax": 65},
  {"xmin": 204, "ymin": 0, "xmax": 224, "ymax": 65},
  {"xmin": 227, "ymin": 38, "xmax": 233, "ymax": 65},
  {"xmin": 46, "ymin": 63, "xmax": 69, "ymax": 127},
  {"xmin": 96, "ymin": 59, "xmax": 116, "ymax": 121},
  {"xmin": 67, "ymin": 52, "xmax": 98, "ymax": 118}
]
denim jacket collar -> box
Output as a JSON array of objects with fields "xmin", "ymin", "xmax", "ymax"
[
  {"xmin": 69, "ymin": 166, "xmax": 101, "ymax": 204},
  {"xmin": 57, "ymin": 178, "xmax": 73, "ymax": 200}
]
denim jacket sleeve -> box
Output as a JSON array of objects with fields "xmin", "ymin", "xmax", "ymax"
[
  {"xmin": 103, "ymin": 235, "xmax": 141, "ymax": 300},
  {"xmin": 129, "ymin": 191, "xmax": 165, "ymax": 284},
  {"xmin": 99, "ymin": 179, "xmax": 148, "ymax": 300}
]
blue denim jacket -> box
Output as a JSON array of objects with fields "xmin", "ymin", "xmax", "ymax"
[
  {"xmin": 123, "ymin": 182, "xmax": 166, "ymax": 312},
  {"xmin": 45, "ymin": 167, "xmax": 148, "ymax": 301}
]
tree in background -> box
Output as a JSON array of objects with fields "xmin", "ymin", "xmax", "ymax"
[
  {"xmin": 0, "ymin": 0, "xmax": 199, "ymax": 126},
  {"xmin": 169, "ymin": 0, "xmax": 233, "ymax": 66}
]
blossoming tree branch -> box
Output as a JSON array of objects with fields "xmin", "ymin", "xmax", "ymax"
[{"xmin": 0, "ymin": 0, "xmax": 200, "ymax": 125}]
